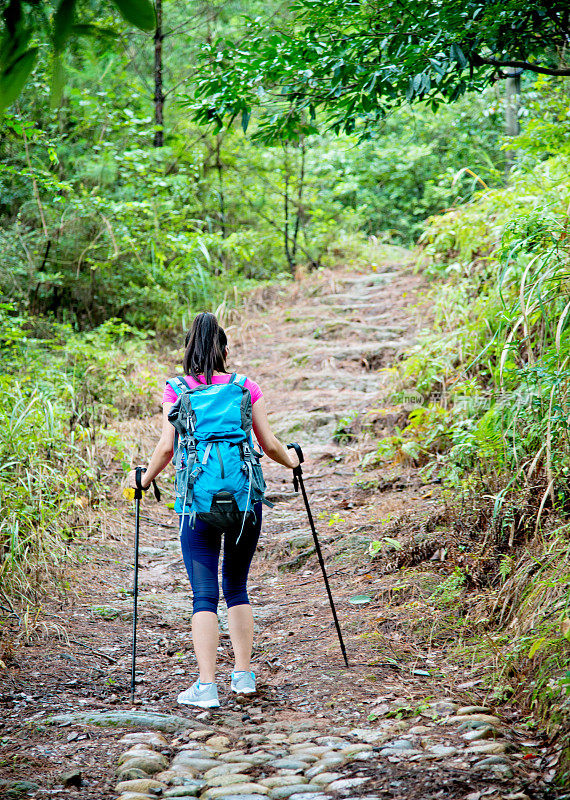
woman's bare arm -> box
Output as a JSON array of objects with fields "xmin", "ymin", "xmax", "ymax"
[
  {"xmin": 252, "ymin": 397, "xmax": 299, "ymax": 469},
  {"xmin": 128, "ymin": 403, "xmax": 175, "ymax": 489}
]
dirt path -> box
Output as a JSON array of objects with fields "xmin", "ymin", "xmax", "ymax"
[{"xmin": 0, "ymin": 252, "xmax": 559, "ymax": 800}]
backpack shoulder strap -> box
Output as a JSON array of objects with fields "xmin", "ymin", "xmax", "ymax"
[
  {"xmin": 167, "ymin": 376, "xmax": 190, "ymax": 398},
  {"xmin": 232, "ymin": 373, "xmax": 247, "ymax": 387}
]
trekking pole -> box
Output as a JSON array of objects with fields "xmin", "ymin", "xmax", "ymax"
[
  {"xmin": 131, "ymin": 467, "xmax": 161, "ymax": 702},
  {"xmin": 287, "ymin": 443, "xmax": 349, "ymax": 668}
]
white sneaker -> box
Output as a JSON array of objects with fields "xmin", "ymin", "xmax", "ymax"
[
  {"xmin": 177, "ymin": 680, "xmax": 220, "ymax": 708},
  {"xmin": 230, "ymin": 670, "xmax": 256, "ymax": 695}
]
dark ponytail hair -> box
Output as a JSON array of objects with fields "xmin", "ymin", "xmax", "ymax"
[{"xmin": 183, "ymin": 312, "xmax": 228, "ymax": 384}]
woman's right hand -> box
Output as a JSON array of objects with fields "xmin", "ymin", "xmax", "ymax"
[{"xmin": 288, "ymin": 450, "xmax": 300, "ymax": 469}]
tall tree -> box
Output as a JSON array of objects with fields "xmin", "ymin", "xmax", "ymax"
[{"xmin": 153, "ymin": 0, "xmax": 164, "ymax": 147}]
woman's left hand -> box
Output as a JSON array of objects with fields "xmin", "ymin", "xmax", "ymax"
[{"xmin": 126, "ymin": 468, "xmax": 147, "ymax": 490}]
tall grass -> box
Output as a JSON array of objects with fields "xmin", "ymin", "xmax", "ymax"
[
  {"xmin": 390, "ymin": 157, "xmax": 570, "ymax": 516},
  {"xmin": 0, "ymin": 386, "xmax": 88, "ymax": 602},
  {"xmin": 0, "ymin": 307, "xmax": 162, "ymax": 606},
  {"xmin": 376, "ymin": 154, "xmax": 570, "ymax": 756}
]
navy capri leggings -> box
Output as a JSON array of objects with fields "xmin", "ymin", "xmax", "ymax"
[{"xmin": 179, "ymin": 504, "xmax": 262, "ymax": 614}]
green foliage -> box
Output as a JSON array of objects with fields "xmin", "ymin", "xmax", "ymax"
[
  {"xmin": 0, "ymin": 77, "xmax": 365, "ymax": 326},
  {"xmin": 112, "ymin": 0, "xmax": 155, "ymax": 30},
  {"xmin": 363, "ymin": 424, "xmax": 426, "ymax": 469},
  {"xmin": 368, "ymin": 537, "xmax": 402, "ymax": 558},
  {"xmin": 0, "ymin": 103, "xmax": 233, "ymax": 326},
  {"xmin": 1, "ymin": 0, "xmax": 517, "ymax": 333},
  {"xmin": 333, "ymin": 410, "xmax": 358, "ymax": 444},
  {"xmin": 314, "ymin": 91, "xmax": 505, "ymax": 243},
  {"xmin": 498, "ymin": 554, "xmax": 514, "ymax": 583},
  {"xmin": 0, "ymin": 0, "xmax": 155, "ymax": 112},
  {"xmin": 510, "ymin": 76, "xmax": 570, "ymax": 161},
  {"xmin": 189, "ymin": 0, "xmax": 569, "ymax": 140},
  {"xmin": 393, "ymin": 78, "xmax": 570, "ymax": 528},
  {"xmin": 0, "ymin": 382, "xmax": 86, "ymax": 600},
  {"xmin": 429, "ymin": 567, "xmax": 466, "ymax": 607}
]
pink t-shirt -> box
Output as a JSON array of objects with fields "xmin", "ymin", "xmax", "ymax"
[{"xmin": 162, "ymin": 374, "xmax": 263, "ymax": 405}]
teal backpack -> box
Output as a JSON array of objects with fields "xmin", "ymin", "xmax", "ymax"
[{"xmin": 167, "ymin": 373, "xmax": 271, "ymax": 538}]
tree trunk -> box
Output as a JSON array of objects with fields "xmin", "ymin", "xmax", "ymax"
[
  {"xmin": 283, "ymin": 145, "xmax": 294, "ymax": 273},
  {"xmin": 215, "ymin": 135, "xmax": 226, "ymax": 238},
  {"xmin": 153, "ymin": 0, "xmax": 164, "ymax": 148},
  {"xmin": 504, "ymin": 67, "xmax": 521, "ymax": 174},
  {"xmin": 292, "ymin": 137, "xmax": 306, "ymax": 263}
]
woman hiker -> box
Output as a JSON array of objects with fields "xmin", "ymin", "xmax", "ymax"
[{"xmin": 127, "ymin": 311, "xmax": 299, "ymax": 708}]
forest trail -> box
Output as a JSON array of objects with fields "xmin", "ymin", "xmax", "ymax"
[{"xmin": 1, "ymin": 252, "xmax": 557, "ymax": 800}]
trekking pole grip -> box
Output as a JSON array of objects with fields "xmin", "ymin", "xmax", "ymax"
[
  {"xmin": 287, "ymin": 443, "xmax": 304, "ymax": 492},
  {"xmin": 134, "ymin": 467, "xmax": 144, "ymax": 501},
  {"xmin": 134, "ymin": 467, "xmax": 161, "ymax": 502}
]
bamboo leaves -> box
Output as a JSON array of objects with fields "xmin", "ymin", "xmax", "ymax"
[
  {"xmin": 555, "ymin": 302, "xmax": 570, "ymax": 355},
  {"xmin": 53, "ymin": 0, "xmax": 77, "ymax": 52},
  {"xmin": 0, "ymin": 0, "xmax": 156, "ymax": 113},
  {"xmin": 0, "ymin": 45, "xmax": 38, "ymax": 111},
  {"xmin": 112, "ymin": 0, "xmax": 156, "ymax": 30}
]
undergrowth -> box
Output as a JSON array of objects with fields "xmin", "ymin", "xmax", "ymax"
[
  {"xmin": 357, "ymin": 86, "xmax": 570, "ymax": 778},
  {"xmin": 372, "ymin": 154, "xmax": 570, "ymax": 553},
  {"xmin": 0, "ymin": 306, "xmax": 163, "ymax": 607}
]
